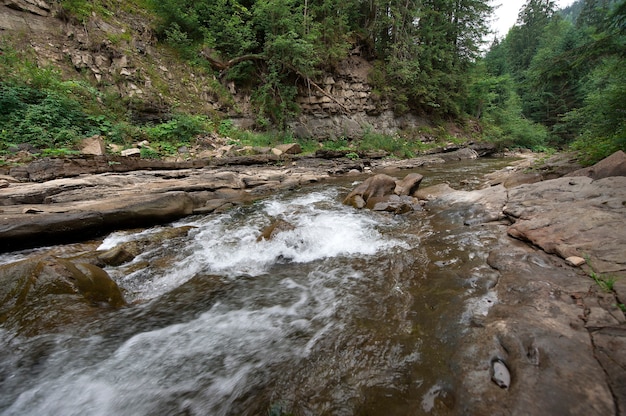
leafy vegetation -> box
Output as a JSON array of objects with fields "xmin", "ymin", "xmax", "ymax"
[
  {"xmin": 471, "ymin": 0, "xmax": 626, "ymax": 161},
  {"xmin": 584, "ymin": 255, "xmax": 620, "ymax": 293},
  {"xmin": 0, "ymin": 0, "xmax": 624, "ymax": 163},
  {"xmin": 0, "ymin": 40, "xmax": 214, "ymax": 157}
]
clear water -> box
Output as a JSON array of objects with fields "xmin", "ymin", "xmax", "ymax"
[{"xmin": 0, "ymin": 158, "xmax": 517, "ymax": 416}]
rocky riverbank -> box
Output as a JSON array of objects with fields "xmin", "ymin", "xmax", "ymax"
[
  {"xmin": 337, "ymin": 149, "xmax": 626, "ymax": 414},
  {"xmin": 1, "ymin": 149, "xmax": 625, "ymax": 414}
]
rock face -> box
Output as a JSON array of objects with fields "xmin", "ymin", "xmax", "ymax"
[
  {"xmin": 0, "ymin": 165, "xmax": 330, "ymax": 251},
  {"xmin": 454, "ymin": 241, "xmax": 618, "ymax": 415},
  {"xmin": 419, "ymin": 154, "xmax": 626, "ymax": 415}
]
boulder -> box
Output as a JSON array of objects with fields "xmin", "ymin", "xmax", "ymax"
[
  {"xmin": 414, "ymin": 183, "xmax": 455, "ymax": 201},
  {"xmin": 275, "ymin": 143, "xmax": 302, "ymax": 155},
  {"xmin": 257, "ymin": 218, "xmax": 296, "ymax": 241},
  {"xmin": 343, "ymin": 174, "xmax": 397, "ymax": 208},
  {"xmin": 394, "ymin": 172, "xmax": 424, "ymax": 196},
  {"xmin": 98, "ymin": 226, "xmax": 194, "ymax": 266},
  {"xmin": 365, "ymin": 194, "xmax": 419, "ymax": 214},
  {"xmin": 0, "ymin": 192, "xmax": 194, "ymax": 251},
  {"xmin": 121, "ymin": 148, "xmax": 141, "ymax": 157},
  {"xmin": 80, "ymin": 135, "xmax": 107, "ymax": 156},
  {"xmin": 567, "ymin": 150, "xmax": 626, "ymax": 179},
  {"xmin": 438, "ymin": 147, "xmax": 479, "ymax": 162},
  {"xmin": 0, "ymin": 256, "xmax": 125, "ymax": 336},
  {"xmin": 426, "ymin": 184, "xmax": 508, "ymax": 226}
]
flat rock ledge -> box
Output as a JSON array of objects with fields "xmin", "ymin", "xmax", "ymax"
[
  {"xmin": 0, "ymin": 165, "xmax": 328, "ymax": 251},
  {"xmin": 412, "ymin": 153, "xmax": 626, "ymax": 415}
]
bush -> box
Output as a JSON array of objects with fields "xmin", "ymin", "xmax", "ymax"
[
  {"xmin": 144, "ymin": 114, "xmax": 212, "ymax": 143},
  {"xmin": 0, "ymin": 85, "xmax": 99, "ymax": 151}
]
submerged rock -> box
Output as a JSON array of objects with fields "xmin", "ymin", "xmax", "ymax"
[{"xmin": 257, "ymin": 219, "xmax": 296, "ymax": 241}]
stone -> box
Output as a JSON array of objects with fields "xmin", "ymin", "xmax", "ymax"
[
  {"xmin": 455, "ymin": 244, "xmax": 615, "ymax": 415},
  {"xmin": 438, "ymin": 147, "xmax": 479, "ymax": 161},
  {"xmin": 271, "ymin": 148, "xmax": 283, "ymax": 156},
  {"xmin": 80, "ymin": 135, "xmax": 107, "ymax": 156},
  {"xmin": 22, "ymin": 207, "xmax": 43, "ymax": 214},
  {"xmin": 414, "ymin": 183, "xmax": 455, "ymax": 200},
  {"xmin": 565, "ymin": 256, "xmax": 586, "ymax": 267},
  {"xmin": 567, "ymin": 150, "xmax": 626, "ymax": 180},
  {"xmin": 275, "ymin": 143, "xmax": 302, "ymax": 155},
  {"xmin": 98, "ymin": 245, "xmax": 136, "ymax": 266},
  {"xmin": 491, "ymin": 359, "xmax": 510, "ymax": 389},
  {"xmin": 108, "ymin": 143, "xmax": 124, "ymax": 153},
  {"xmin": 0, "ymin": 192, "xmax": 195, "ymax": 251},
  {"xmin": 257, "ymin": 218, "xmax": 295, "ymax": 241},
  {"xmin": 505, "ymin": 176, "xmax": 626, "ymax": 274},
  {"xmin": 4, "ymin": 0, "xmax": 50, "ymax": 16},
  {"xmin": 343, "ymin": 174, "xmax": 397, "ymax": 207},
  {"xmin": 395, "ymin": 173, "xmax": 424, "ymax": 196},
  {"xmin": 121, "ymin": 148, "xmax": 141, "ymax": 157},
  {"xmin": 0, "ymin": 256, "xmax": 125, "ymax": 336}
]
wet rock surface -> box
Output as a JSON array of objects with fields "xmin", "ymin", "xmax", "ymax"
[
  {"xmin": 422, "ymin": 151, "xmax": 626, "ymax": 415},
  {"xmin": 339, "ymin": 150, "xmax": 626, "ymax": 414},
  {"xmin": 0, "ymin": 255, "xmax": 125, "ymax": 336}
]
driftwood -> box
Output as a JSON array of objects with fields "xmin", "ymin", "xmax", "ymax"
[{"xmin": 199, "ymin": 49, "xmax": 265, "ymax": 71}]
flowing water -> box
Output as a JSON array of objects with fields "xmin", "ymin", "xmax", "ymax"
[{"xmin": 0, "ymin": 158, "xmax": 516, "ymax": 416}]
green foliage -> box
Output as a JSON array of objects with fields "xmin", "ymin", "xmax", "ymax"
[
  {"xmin": 139, "ymin": 147, "xmax": 161, "ymax": 159},
  {"xmin": 0, "ymin": 41, "xmax": 213, "ymax": 157},
  {"xmin": 39, "ymin": 148, "xmax": 81, "ymax": 157},
  {"xmin": 584, "ymin": 255, "xmax": 619, "ymax": 292},
  {"xmin": 359, "ymin": 130, "xmax": 416, "ymax": 158},
  {"xmin": 322, "ymin": 138, "xmax": 350, "ymax": 150},
  {"xmin": 144, "ymin": 114, "xmax": 212, "ymax": 143},
  {"xmin": 0, "ymin": 84, "xmax": 100, "ymax": 151},
  {"xmin": 477, "ymin": 0, "xmax": 625, "ymax": 159},
  {"xmin": 146, "ymin": 0, "xmax": 494, "ymax": 123},
  {"xmin": 569, "ymin": 56, "xmax": 626, "ymax": 164}
]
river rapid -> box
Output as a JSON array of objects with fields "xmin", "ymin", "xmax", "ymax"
[{"xmin": 0, "ymin": 158, "xmax": 517, "ymax": 416}]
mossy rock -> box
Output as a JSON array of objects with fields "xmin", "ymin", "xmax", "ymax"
[{"xmin": 0, "ymin": 256, "xmax": 126, "ymax": 336}]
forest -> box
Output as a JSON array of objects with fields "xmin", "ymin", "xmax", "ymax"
[{"xmin": 0, "ymin": 0, "xmax": 624, "ymax": 164}]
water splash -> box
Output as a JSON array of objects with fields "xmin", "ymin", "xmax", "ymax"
[{"xmin": 116, "ymin": 188, "xmax": 407, "ymax": 300}]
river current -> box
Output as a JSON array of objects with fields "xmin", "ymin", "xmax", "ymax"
[{"xmin": 0, "ymin": 158, "xmax": 516, "ymax": 415}]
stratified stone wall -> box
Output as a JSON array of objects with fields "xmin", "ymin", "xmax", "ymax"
[{"xmin": 289, "ymin": 55, "xmax": 426, "ymax": 140}]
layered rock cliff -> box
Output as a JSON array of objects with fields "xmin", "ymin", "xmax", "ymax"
[{"xmin": 0, "ymin": 0, "xmax": 436, "ymax": 139}]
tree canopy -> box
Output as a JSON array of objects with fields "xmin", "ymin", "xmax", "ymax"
[
  {"xmin": 467, "ymin": 0, "xmax": 625, "ymax": 162},
  {"xmin": 148, "ymin": 0, "xmax": 494, "ymax": 121}
]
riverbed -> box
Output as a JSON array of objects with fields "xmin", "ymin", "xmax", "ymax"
[{"xmin": 0, "ymin": 158, "xmax": 567, "ymax": 415}]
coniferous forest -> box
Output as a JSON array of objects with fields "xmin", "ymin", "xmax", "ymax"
[{"xmin": 1, "ymin": 0, "xmax": 624, "ymax": 164}]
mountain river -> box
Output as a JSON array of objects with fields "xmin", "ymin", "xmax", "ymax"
[{"xmin": 0, "ymin": 158, "xmax": 518, "ymax": 415}]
